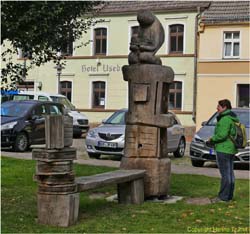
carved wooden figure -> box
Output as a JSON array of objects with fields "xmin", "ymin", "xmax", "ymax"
[
  {"xmin": 128, "ymin": 10, "xmax": 165, "ymax": 65},
  {"xmin": 121, "ymin": 10, "xmax": 175, "ymax": 198}
]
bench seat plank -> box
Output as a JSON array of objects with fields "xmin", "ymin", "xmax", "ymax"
[{"xmin": 76, "ymin": 169, "xmax": 145, "ymax": 192}]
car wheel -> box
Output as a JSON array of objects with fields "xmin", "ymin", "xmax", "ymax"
[
  {"xmin": 88, "ymin": 153, "xmax": 101, "ymax": 159},
  {"xmin": 173, "ymin": 137, "xmax": 186, "ymax": 158},
  {"xmin": 14, "ymin": 132, "xmax": 29, "ymax": 152},
  {"xmin": 191, "ymin": 159, "xmax": 205, "ymax": 167}
]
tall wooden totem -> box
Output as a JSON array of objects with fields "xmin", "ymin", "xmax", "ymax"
[{"xmin": 120, "ymin": 10, "xmax": 175, "ymax": 198}]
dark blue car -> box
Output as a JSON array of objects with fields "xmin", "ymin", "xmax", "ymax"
[{"xmin": 1, "ymin": 100, "xmax": 64, "ymax": 152}]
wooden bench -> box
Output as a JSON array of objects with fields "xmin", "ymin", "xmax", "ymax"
[{"xmin": 75, "ymin": 169, "xmax": 146, "ymax": 204}]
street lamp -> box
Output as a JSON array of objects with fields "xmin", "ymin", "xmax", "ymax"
[
  {"xmin": 54, "ymin": 62, "xmax": 64, "ymax": 94},
  {"xmin": 22, "ymin": 57, "xmax": 27, "ymax": 81}
]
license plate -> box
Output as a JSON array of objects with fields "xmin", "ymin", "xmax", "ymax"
[
  {"xmin": 209, "ymin": 148, "xmax": 214, "ymax": 155},
  {"xmin": 98, "ymin": 141, "xmax": 117, "ymax": 148}
]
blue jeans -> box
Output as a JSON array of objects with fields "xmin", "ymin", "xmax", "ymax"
[{"xmin": 216, "ymin": 152, "xmax": 235, "ymax": 201}]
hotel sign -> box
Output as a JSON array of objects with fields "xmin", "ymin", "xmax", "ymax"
[{"xmin": 82, "ymin": 64, "xmax": 122, "ymax": 73}]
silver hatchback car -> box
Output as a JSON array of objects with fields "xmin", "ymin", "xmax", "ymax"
[
  {"xmin": 190, "ymin": 108, "xmax": 250, "ymax": 167},
  {"xmin": 85, "ymin": 109, "xmax": 186, "ymax": 159}
]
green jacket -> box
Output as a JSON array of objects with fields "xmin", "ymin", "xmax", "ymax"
[{"xmin": 211, "ymin": 109, "xmax": 239, "ymax": 154}]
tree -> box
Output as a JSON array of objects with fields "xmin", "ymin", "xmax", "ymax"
[{"xmin": 1, "ymin": 1, "xmax": 104, "ymax": 90}]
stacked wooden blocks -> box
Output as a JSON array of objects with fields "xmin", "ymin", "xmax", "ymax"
[
  {"xmin": 32, "ymin": 115, "xmax": 79, "ymax": 227},
  {"xmin": 121, "ymin": 64, "xmax": 174, "ymax": 198}
]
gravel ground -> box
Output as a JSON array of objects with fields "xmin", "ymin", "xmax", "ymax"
[{"xmin": 1, "ymin": 138, "xmax": 249, "ymax": 179}]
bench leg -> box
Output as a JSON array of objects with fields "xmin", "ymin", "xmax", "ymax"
[{"xmin": 117, "ymin": 178, "xmax": 144, "ymax": 204}]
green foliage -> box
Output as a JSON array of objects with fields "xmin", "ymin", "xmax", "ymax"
[
  {"xmin": 1, "ymin": 1, "xmax": 104, "ymax": 90},
  {"xmin": 1, "ymin": 157, "xmax": 249, "ymax": 233}
]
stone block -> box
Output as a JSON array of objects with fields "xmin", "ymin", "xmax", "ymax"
[
  {"xmin": 120, "ymin": 157, "xmax": 171, "ymax": 197},
  {"xmin": 37, "ymin": 193, "xmax": 79, "ymax": 227}
]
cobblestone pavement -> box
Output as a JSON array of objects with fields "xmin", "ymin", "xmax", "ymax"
[{"xmin": 1, "ymin": 138, "xmax": 249, "ymax": 179}]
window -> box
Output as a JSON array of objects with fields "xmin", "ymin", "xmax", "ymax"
[
  {"xmin": 92, "ymin": 81, "xmax": 105, "ymax": 109},
  {"xmin": 17, "ymin": 81, "xmax": 34, "ymax": 90},
  {"xmin": 94, "ymin": 28, "xmax": 107, "ymax": 55},
  {"xmin": 50, "ymin": 96, "xmax": 75, "ymax": 110},
  {"xmin": 48, "ymin": 104, "xmax": 63, "ymax": 115},
  {"xmin": 169, "ymin": 113, "xmax": 178, "ymax": 125},
  {"xmin": 169, "ymin": 24, "xmax": 184, "ymax": 53},
  {"xmin": 168, "ymin": 81, "xmax": 182, "ymax": 110},
  {"xmin": 105, "ymin": 110, "xmax": 125, "ymax": 125},
  {"xmin": 33, "ymin": 105, "xmax": 47, "ymax": 118},
  {"xmin": 237, "ymin": 84, "xmax": 249, "ymax": 107},
  {"xmin": 223, "ymin": 32, "xmax": 240, "ymax": 58},
  {"xmin": 60, "ymin": 81, "xmax": 72, "ymax": 102},
  {"xmin": 13, "ymin": 94, "xmax": 34, "ymax": 101},
  {"xmin": 61, "ymin": 31, "xmax": 73, "ymax": 56},
  {"xmin": 207, "ymin": 110, "xmax": 249, "ymax": 127},
  {"xmin": 38, "ymin": 96, "xmax": 49, "ymax": 101},
  {"xmin": 1, "ymin": 102, "xmax": 32, "ymax": 117},
  {"xmin": 18, "ymin": 48, "xmax": 31, "ymax": 59},
  {"xmin": 61, "ymin": 41, "xmax": 73, "ymax": 56}
]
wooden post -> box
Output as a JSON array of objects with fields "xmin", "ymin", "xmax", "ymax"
[
  {"xmin": 37, "ymin": 193, "xmax": 79, "ymax": 227},
  {"xmin": 33, "ymin": 115, "xmax": 78, "ymax": 227},
  {"xmin": 45, "ymin": 115, "xmax": 73, "ymax": 149},
  {"xmin": 45, "ymin": 115, "xmax": 64, "ymax": 149},
  {"xmin": 64, "ymin": 116, "xmax": 73, "ymax": 147}
]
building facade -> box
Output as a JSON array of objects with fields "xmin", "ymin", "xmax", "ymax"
[
  {"xmin": 16, "ymin": 1, "xmax": 209, "ymax": 138},
  {"xmin": 196, "ymin": 1, "xmax": 250, "ymax": 128}
]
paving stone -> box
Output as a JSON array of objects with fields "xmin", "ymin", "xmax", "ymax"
[
  {"xmin": 145, "ymin": 195, "xmax": 183, "ymax": 204},
  {"xmin": 185, "ymin": 197, "xmax": 212, "ymax": 205},
  {"xmin": 164, "ymin": 195, "xmax": 184, "ymax": 204},
  {"xmin": 106, "ymin": 194, "xmax": 118, "ymax": 202},
  {"xmin": 89, "ymin": 192, "xmax": 107, "ymax": 200}
]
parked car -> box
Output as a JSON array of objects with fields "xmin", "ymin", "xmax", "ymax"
[
  {"xmin": 85, "ymin": 109, "xmax": 186, "ymax": 159},
  {"xmin": 190, "ymin": 108, "xmax": 250, "ymax": 167},
  {"xmin": 1, "ymin": 100, "xmax": 65, "ymax": 152},
  {"xmin": 1, "ymin": 91, "xmax": 89, "ymax": 137}
]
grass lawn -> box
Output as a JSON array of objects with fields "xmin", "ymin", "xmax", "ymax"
[{"xmin": 1, "ymin": 156, "xmax": 249, "ymax": 233}]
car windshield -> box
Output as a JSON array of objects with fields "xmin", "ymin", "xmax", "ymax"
[
  {"xmin": 13, "ymin": 94, "xmax": 34, "ymax": 101},
  {"xmin": 50, "ymin": 96, "xmax": 75, "ymax": 110},
  {"xmin": 105, "ymin": 110, "xmax": 125, "ymax": 125},
  {"xmin": 1, "ymin": 102, "xmax": 32, "ymax": 117},
  {"xmin": 206, "ymin": 110, "xmax": 250, "ymax": 127}
]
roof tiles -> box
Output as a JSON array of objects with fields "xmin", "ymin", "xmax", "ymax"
[
  {"xmin": 202, "ymin": 1, "xmax": 250, "ymax": 24},
  {"xmin": 99, "ymin": 1, "xmax": 250, "ymax": 24},
  {"xmin": 100, "ymin": 1, "xmax": 210, "ymax": 14}
]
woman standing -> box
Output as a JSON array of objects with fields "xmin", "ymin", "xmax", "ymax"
[{"xmin": 207, "ymin": 99, "xmax": 239, "ymax": 202}]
